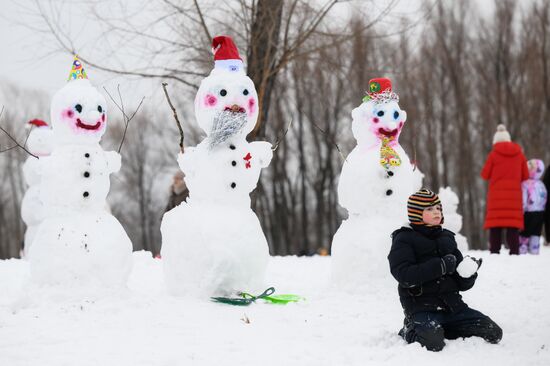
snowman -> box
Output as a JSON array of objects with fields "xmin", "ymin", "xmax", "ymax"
[
  {"xmin": 28, "ymin": 56, "xmax": 133, "ymax": 288},
  {"xmin": 161, "ymin": 36, "xmax": 272, "ymax": 297},
  {"xmin": 20, "ymin": 119, "xmax": 53, "ymax": 255},
  {"xmin": 438, "ymin": 187, "xmax": 469, "ymax": 252},
  {"xmin": 331, "ymin": 78, "xmax": 416, "ymax": 287}
]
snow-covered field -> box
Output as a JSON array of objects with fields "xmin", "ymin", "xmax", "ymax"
[{"xmin": 1, "ymin": 249, "xmax": 549, "ymax": 366}]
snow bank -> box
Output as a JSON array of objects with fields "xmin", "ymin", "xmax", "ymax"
[{"xmin": 1, "ymin": 249, "xmax": 549, "ymax": 366}]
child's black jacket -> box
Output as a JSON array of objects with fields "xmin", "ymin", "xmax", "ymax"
[{"xmin": 388, "ymin": 225, "xmax": 477, "ymax": 315}]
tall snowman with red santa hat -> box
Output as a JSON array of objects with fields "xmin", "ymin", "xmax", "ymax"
[
  {"xmin": 331, "ymin": 78, "xmax": 416, "ymax": 288},
  {"xmin": 28, "ymin": 56, "xmax": 132, "ymax": 288},
  {"xmin": 161, "ymin": 36, "xmax": 272, "ymax": 297},
  {"xmin": 21, "ymin": 119, "xmax": 53, "ymax": 254}
]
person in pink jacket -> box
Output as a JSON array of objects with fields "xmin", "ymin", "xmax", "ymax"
[{"xmin": 520, "ymin": 159, "xmax": 547, "ymax": 254}]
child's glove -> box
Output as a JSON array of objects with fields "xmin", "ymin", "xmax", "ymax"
[
  {"xmin": 441, "ymin": 254, "xmax": 457, "ymax": 275},
  {"xmin": 457, "ymin": 256, "xmax": 482, "ymax": 278}
]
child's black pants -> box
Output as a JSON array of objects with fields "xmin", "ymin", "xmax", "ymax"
[{"xmin": 399, "ymin": 307, "xmax": 502, "ymax": 351}]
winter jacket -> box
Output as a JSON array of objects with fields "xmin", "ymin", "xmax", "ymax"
[
  {"xmin": 522, "ymin": 159, "xmax": 547, "ymax": 212},
  {"xmin": 388, "ymin": 225, "xmax": 477, "ymax": 316},
  {"xmin": 544, "ymin": 169, "xmax": 550, "ymax": 239},
  {"xmin": 481, "ymin": 141, "xmax": 529, "ymax": 229},
  {"xmin": 165, "ymin": 186, "xmax": 189, "ymax": 212}
]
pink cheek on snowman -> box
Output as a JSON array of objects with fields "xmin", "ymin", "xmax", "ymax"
[
  {"xmin": 204, "ymin": 94, "xmax": 218, "ymax": 107},
  {"xmin": 63, "ymin": 108, "xmax": 74, "ymax": 120},
  {"xmin": 248, "ymin": 98, "xmax": 256, "ymax": 115},
  {"xmin": 399, "ymin": 121, "xmax": 404, "ymax": 129},
  {"xmin": 372, "ymin": 117, "xmax": 379, "ymax": 123},
  {"xmin": 102, "ymin": 114, "xmax": 106, "ymax": 122}
]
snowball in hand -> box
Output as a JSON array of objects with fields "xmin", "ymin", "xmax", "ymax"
[{"xmin": 457, "ymin": 256, "xmax": 479, "ymax": 278}]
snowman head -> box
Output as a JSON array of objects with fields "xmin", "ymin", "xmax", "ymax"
[
  {"xmin": 50, "ymin": 57, "xmax": 107, "ymax": 145},
  {"xmin": 351, "ymin": 78, "xmax": 407, "ymax": 146},
  {"xmin": 26, "ymin": 119, "xmax": 53, "ymax": 156},
  {"xmin": 194, "ymin": 36, "xmax": 258, "ymax": 135}
]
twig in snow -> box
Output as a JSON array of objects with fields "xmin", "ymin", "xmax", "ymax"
[{"xmin": 240, "ymin": 313, "xmax": 251, "ymax": 324}]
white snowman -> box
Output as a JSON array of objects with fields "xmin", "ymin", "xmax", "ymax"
[
  {"xmin": 331, "ymin": 78, "xmax": 416, "ymax": 288},
  {"xmin": 161, "ymin": 36, "xmax": 272, "ymax": 297},
  {"xmin": 28, "ymin": 56, "xmax": 133, "ymax": 288},
  {"xmin": 21, "ymin": 119, "xmax": 53, "ymax": 255},
  {"xmin": 438, "ymin": 186, "xmax": 469, "ymax": 252}
]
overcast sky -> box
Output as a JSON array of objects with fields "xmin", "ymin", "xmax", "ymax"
[{"xmin": 0, "ymin": 0, "xmax": 496, "ymax": 100}]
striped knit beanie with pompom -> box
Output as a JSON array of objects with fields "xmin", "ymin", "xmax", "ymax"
[{"xmin": 407, "ymin": 189, "xmax": 443, "ymax": 225}]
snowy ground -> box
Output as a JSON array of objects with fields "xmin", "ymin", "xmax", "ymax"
[{"xmin": 1, "ymin": 248, "xmax": 549, "ymax": 366}]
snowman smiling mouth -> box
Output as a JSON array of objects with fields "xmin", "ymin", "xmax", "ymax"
[
  {"xmin": 378, "ymin": 128, "xmax": 398, "ymax": 137},
  {"xmin": 76, "ymin": 118, "xmax": 101, "ymax": 131},
  {"xmin": 224, "ymin": 105, "xmax": 246, "ymax": 113}
]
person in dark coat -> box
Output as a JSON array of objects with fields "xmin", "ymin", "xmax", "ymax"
[
  {"xmin": 388, "ymin": 189, "xmax": 502, "ymax": 352},
  {"xmin": 165, "ymin": 171, "xmax": 189, "ymax": 212},
  {"xmin": 544, "ymin": 168, "xmax": 550, "ymax": 245}
]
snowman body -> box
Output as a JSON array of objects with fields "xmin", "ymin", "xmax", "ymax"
[
  {"xmin": 161, "ymin": 56, "xmax": 272, "ymax": 296},
  {"xmin": 332, "ymin": 97, "xmax": 415, "ymax": 287},
  {"xmin": 21, "ymin": 127, "xmax": 53, "ymax": 253},
  {"xmin": 438, "ymin": 187, "xmax": 469, "ymax": 252},
  {"xmin": 28, "ymin": 78, "xmax": 132, "ymax": 287}
]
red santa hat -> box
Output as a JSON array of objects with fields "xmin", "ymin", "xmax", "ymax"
[
  {"xmin": 212, "ymin": 35, "xmax": 244, "ymax": 73},
  {"xmin": 27, "ymin": 119, "xmax": 48, "ymax": 128}
]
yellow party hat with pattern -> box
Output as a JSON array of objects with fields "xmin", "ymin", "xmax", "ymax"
[{"xmin": 67, "ymin": 55, "xmax": 88, "ymax": 81}]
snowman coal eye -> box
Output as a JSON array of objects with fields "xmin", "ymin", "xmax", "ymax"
[
  {"xmin": 243, "ymin": 89, "xmax": 249, "ymax": 96},
  {"xmin": 220, "ymin": 89, "xmax": 227, "ymax": 97},
  {"xmin": 394, "ymin": 111, "xmax": 399, "ymax": 119},
  {"xmin": 377, "ymin": 110, "xmax": 384, "ymax": 117},
  {"xmin": 75, "ymin": 104, "xmax": 83, "ymax": 113},
  {"xmin": 97, "ymin": 105, "xmax": 103, "ymax": 113}
]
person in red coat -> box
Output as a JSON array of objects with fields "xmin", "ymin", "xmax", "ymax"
[{"xmin": 481, "ymin": 124, "xmax": 529, "ymax": 255}]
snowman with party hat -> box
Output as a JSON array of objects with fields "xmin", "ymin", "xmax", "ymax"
[
  {"xmin": 331, "ymin": 78, "xmax": 416, "ymax": 288},
  {"xmin": 28, "ymin": 56, "xmax": 133, "ymax": 288},
  {"xmin": 161, "ymin": 36, "xmax": 273, "ymax": 297}
]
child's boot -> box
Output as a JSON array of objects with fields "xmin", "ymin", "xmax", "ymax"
[
  {"xmin": 528, "ymin": 236, "xmax": 540, "ymax": 255},
  {"xmin": 519, "ymin": 236, "xmax": 529, "ymax": 254}
]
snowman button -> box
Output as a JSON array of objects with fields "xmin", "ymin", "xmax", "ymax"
[
  {"xmin": 387, "ymin": 171, "xmax": 394, "ymax": 177},
  {"xmin": 83, "ymin": 191, "xmax": 90, "ymax": 198},
  {"xmin": 231, "ymin": 182, "xmax": 236, "ymax": 189},
  {"xmin": 231, "ymin": 161, "xmax": 237, "ymax": 166},
  {"xmin": 84, "ymin": 171, "xmax": 90, "ymax": 178},
  {"xmin": 84, "ymin": 153, "xmax": 90, "ymax": 158},
  {"xmin": 386, "ymin": 189, "xmax": 393, "ymax": 196},
  {"xmin": 229, "ymin": 144, "xmax": 236, "ymax": 150}
]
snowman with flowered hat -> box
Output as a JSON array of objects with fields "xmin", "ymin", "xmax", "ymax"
[
  {"xmin": 161, "ymin": 35, "xmax": 272, "ymax": 297},
  {"xmin": 28, "ymin": 56, "xmax": 132, "ymax": 288},
  {"xmin": 331, "ymin": 77, "xmax": 416, "ymax": 288}
]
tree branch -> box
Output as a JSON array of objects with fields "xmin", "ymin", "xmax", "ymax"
[
  {"xmin": 0, "ymin": 107, "xmax": 38, "ymax": 158},
  {"xmin": 161, "ymin": 82, "xmax": 185, "ymax": 152},
  {"xmin": 103, "ymin": 86, "xmax": 146, "ymax": 153}
]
